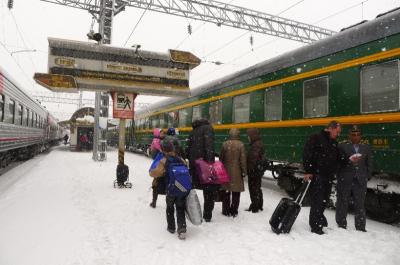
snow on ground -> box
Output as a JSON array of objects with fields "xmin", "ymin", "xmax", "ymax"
[{"xmin": 0, "ymin": 145, "xmax": 398, "ymax": 265}]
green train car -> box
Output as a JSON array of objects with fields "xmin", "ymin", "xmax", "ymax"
[{"xmin": 132, "ymin": 8, "xmax": 400, "ymax": 223}]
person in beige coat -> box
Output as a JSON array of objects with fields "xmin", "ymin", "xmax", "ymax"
[{"xmin": 219, "ymin": 128, "xmax": 247, "ymax": 217}]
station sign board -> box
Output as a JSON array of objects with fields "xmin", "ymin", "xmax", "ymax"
[
  {"xmin": 112, "ymin": 92, "xmax": 136, "ymax": 119},
  {"xmin": 34, "ymin": 38, "xmax": 201, "ymax": 97},
  {"xmin": 33, "ymin": 73, "xmax": 78, "ymax": 93}
]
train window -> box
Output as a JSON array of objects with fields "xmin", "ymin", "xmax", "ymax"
[
  {"xmin": 159, "ymin": 113, "xmax": 166, "ymax": 128},
  {"xmin": 0, "ymin": 94, "xmax": 4, "ymax": 122},
  {"xmin": 361, "ymin": 60, "xmax": 399, "ymax": 113},
  {"xmin": 144, "ymin": 118, "xmax": 150, "ymax": 129},
  {"xmin": 5, "ymin": 99, "xmax": 15, "ymax": 124},
  {"xmin": 151, "ymin": 116, "xmax": 158, "ymax": 128},
  {"xmin": 303, "ymin": 76, "xmax": 329, "ymax": 118},
  {"xmin": 178, "ymin": 108, "xmax": 189, "ymax": 127},
  {"xmin": 265, "ymin": 87, "xmax": 282, "ymax": 121},
  {"xmin": 16, "ymin": 104, "xmax": 23, "ymax": 125},
  {"xmin": 24, "ymin": 108, "xmax": 29, "ymax": 126},
  {"xmin": 30, "ymin": 111, "xmax": 34, "ymax": 127},
  {"xmin": 209, "ymin": 100, "xmax": 222, "ymax": 125},
  {"xmin": 192, "ymin": 105, "xmax": 201, "ymax": 122},
  {"xmin": 233, "ymin": 94, "xmax": 250, "ymax": 123},
  {"xmin": 167, "ymin": 111, "xmax": 178, "ymax": 128},
  {"xmin": 35, "ymin": 114, "xmax": 38, "ymax": 128}
]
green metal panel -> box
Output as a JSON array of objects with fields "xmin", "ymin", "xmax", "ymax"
[
  {"xmin": 282, "ymin": 81, "xmax": 303, "ymax": 120},
  {"xmin": 250, "ymin": 90, "xmax": 264, "ymax": 122},
  {"xmin": 222, "ymin": 97, "xmax": 232, "ymax": 124},
  {"xmin": 329, "ymin": 69, "xmax": 360, "ymax": 116}
]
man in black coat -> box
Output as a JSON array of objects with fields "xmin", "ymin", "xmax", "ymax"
[
  {"xmin": 336, "ymin": 125, "xmax": 373, "ymax": 232},
  {"xmin": 303, "ymin": 120, "xmax": 342, "ymax": 235},
  {"xmin": 246, "ymin": 128, "xmax": 265, "ymax": 213},
  {"xmin": 186, "ymin": 118, "xmax": 219, "ymax": 222}
]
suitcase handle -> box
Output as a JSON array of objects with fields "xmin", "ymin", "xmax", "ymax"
[{"xmin": 294, "ymin": 180, "xmax": 311, "ymax": 206}]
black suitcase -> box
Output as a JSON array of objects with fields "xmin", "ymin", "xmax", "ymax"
[{"xmin": 269, "ymin": 181, "xmax": 311, "ymax": 234}]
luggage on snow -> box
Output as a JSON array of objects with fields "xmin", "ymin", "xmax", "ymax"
[
  {"xmin": 185, "ymin": 189, "xmax": 202, "ymax": 225},
  {"xmin": 114, "ymin": 163, "xmax": 132, "ymax": 188},
  {"xmin": 269, "ymin": 181, "xmax": 311, "ymax": 234}
]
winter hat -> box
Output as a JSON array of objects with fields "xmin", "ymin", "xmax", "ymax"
[
  {"xmin": 247, "ymin": 128, "xmax": 261, "ymax": 143},
  {"xmin": 167, "ymin": 127, "xmax": 176, "ymax": 136},
  {"xmin": 326, "ymin": 120, "xmax": 340, "ymax": 129},
  {"xmin": 161, "ymin": 136, "xmax": 175, "ymax": 153}
]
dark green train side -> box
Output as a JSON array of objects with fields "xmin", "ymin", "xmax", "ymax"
[{"xmin": 129, "ymin": 8, "xmax": 400, "ymax": 223}]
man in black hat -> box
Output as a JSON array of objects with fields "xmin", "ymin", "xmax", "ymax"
[
  {"xmin": 303, "ymin": 120, "xmax": 342, "ymax": 235},
  {"xmin": 336, "ymin": 125, "xmax": 373, "ymax": 232}
]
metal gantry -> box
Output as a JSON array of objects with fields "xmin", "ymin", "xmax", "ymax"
[{"xmin": 40, "ymin": 0, "xmax": 336, "ymax": 43}]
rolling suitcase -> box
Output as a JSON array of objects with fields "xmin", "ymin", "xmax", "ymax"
[{"xmin": 269, "ymin": 181, "xmax": 311, "ymax": 234}]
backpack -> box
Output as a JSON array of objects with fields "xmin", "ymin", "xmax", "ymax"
[
  {"xmin": 116, "ymin": 164, "xmax": 129, "ymax": 184},
  {"xmin": 165, "ymin": 156, "xmax": 192, "ymax": 198}
]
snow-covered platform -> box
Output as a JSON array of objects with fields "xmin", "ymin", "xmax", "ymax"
[{"xmin": 0, "ymin": 146, "xmax": 398, "ymax": 265}]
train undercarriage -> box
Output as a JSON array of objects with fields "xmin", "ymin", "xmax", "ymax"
[{"xmin": 0, "ymin": 140, "xmax": 61, "ymax": 170}]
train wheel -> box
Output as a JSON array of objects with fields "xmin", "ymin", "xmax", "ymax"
[{"xmin": 365, "ymin": 189, "xmax": 400, "ymax": 224}]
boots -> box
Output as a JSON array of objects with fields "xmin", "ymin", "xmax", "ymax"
[{"xmin": 150, "ymin": 188, "xmax": 158, "ymax": 208}]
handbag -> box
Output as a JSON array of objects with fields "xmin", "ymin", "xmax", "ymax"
[
  {"xmin": 212, "ymin": 161, "xmax": 230, "ymax": 185},
  {"xmin": 195, "ymin": 158, "xmax": 217, "ymax": 184},
  {"xmin": 194, "ymin": 158, "xmax": 230, "ymax": 185},
  {"xmin": 149, "ymin": 152, "xmax": 164, "ymax": 172}
]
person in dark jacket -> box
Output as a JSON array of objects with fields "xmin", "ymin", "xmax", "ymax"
[
  {"xmin": 303, "ymin": 120, "xmax": 342, "ymax": 235},
  {"xmin": 336, "ymin": 125, "xmax": 373, "ymax": 232},
  {"xmin": 186, "ymin": 118, "xmax": 218, "ymax": 222},
  {"xmin": 219, "ymin": 128, "xmax": 247, "ymax": 217},
  {"xmin": 246, "ymin": 128, "xmax": 265, "ymax": 213}
]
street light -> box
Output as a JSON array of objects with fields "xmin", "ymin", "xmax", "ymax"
[{"xmin": 10, "ymin": 49, "xmax": 37, "ymax": 56}]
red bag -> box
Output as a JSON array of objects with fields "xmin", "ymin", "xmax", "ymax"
[
  {"xmin": 194, "ymin": 159, "xmax": 230, "ymax": 185},
  {"xmin": 213, "ymin": 161, "xmax": 230, "ymax": 184}
]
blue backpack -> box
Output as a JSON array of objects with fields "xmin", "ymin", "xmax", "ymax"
[{"xmin": 165, "ymin": 156, "xmax": 192, "ymax": 198}]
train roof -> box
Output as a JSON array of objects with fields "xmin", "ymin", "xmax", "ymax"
[
  {"xmin": 136, "ymin": 8, "xmax": 400, "ymax": 116},
  {"xmin": 0, "ymin": 66, "xmax": 51, "ymax": 115}
]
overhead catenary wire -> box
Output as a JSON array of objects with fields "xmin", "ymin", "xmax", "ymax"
[
  {"xmin": 201, "ymin": 0, "xmax": 306, "ymax": 60},
  {"xmin": 0, "ymin": 40, "xmax": 36, "ymax": 90},
  {"xmin": 123, "ymin": 2, "xmax": 151, "ymax": 47},
  {"xmin": 9, "ymin": 11, "xmax": 37, "ymax": 72},
  {"xmin": 175, "ymin": 0, "xmax": 236, "ymax": 50},
  {"xmin": 194, "ymin": 0, "xmax": 377, "ymax": 85},
  {"xmin": 313, "ymin": 0, "xmax": 370, "ymax": 24},
  {"xmin": 194, "ymin": 0, "xmax": 307, "ymax": 84}
]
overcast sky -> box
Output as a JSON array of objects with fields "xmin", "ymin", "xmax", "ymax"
[{"xmin": 1, "ymin": 0, "xmax": 399, "ymax": 120}]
